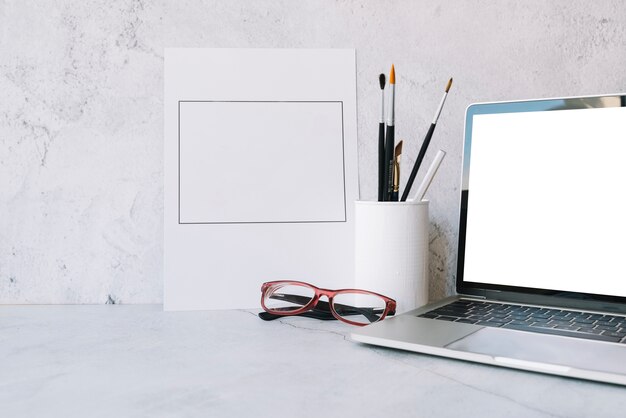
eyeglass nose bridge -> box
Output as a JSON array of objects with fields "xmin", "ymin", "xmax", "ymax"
[
  {"xmin": 301, "ymin": 287, "xmax": 342, "ymax": 314},
  {"xmin": 311, "ymin": 292, "xmax": 347, "ymax": 323},
  {"xmin": 314, "ymin": 287, "xmax": 335, "ymax": 300},
  {"xmin": 310, "ymin": 291, "xmax": 337, "ymax": 311},
  {"xmin": 312, "ymin": 289, "xmax": 343, "ymax": 311}
]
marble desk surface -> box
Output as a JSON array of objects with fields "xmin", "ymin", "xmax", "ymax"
[{"xmin": 2, "ymin": 305, "xmax": 625, "ymax": 418}]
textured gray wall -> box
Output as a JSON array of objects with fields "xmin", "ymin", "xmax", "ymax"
[{"xmin": 1, "ymin": 1, "xmax": 625, "ymax": 304}]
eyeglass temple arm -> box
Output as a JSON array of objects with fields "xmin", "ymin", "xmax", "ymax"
[
  {"xmin": 258, "ymin": 309, "xmax": 337, "ymax": 321},
  {"xmin": 270, "ymin": 293, "xmax": 390, "ymax": 323}
]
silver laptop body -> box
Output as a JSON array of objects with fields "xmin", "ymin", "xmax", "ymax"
[{"xmin": 352, "ymin": 94, "xmax": 626, "ymax": 385}]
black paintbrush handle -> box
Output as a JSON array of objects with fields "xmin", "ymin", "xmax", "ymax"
[
  {"xmin": 378, "ymin": 122, "xmax": 385, "ymax": 201},
  {"xmin": 401, "ymin": 123, "xmax": 436, "ymax": 202},
  {"xmin": 391, "ymin": 190, "xmax": 399, "ymax": 201},
  {"xmin": 383, "ymin": 125, "xmax": 395, "ymax": 201}
]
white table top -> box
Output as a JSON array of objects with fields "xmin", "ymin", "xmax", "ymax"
[{"xmin": 2, "ymin": 305, "xmax": 625, "ymax": 417}]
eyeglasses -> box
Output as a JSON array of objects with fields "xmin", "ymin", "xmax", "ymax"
[{"xmin": 260, "ymin": 280, "xmax": 396, "ymax": 326}]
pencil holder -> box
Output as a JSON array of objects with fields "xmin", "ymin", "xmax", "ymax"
[{"xmin": 354, "ymin": 200, "xmax": 429, "ymax": 314}]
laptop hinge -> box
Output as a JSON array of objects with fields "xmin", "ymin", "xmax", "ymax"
[{"xmin": 459, "ymin": 293, "xmax": 486, "ymax": 300}]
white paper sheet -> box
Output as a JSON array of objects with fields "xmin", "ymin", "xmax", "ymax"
[{"xmin": 164, "ymin": 49, "xmax": 358, "ymax": 310}]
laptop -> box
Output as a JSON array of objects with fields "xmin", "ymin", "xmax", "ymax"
[{"xmin": 351, "ymin": 93, "xmax": 626, "ymax": 385}]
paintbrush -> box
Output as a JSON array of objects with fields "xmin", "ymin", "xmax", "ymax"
[
  {"xmin": 391, "ymin": 140, "xmax": 403, "ymax": 201},
  {"xmin": 378, "ymin": 73, "xmax": 386, "ymax": 201},
  {"xmin": 401, "ymin": 78, "xmax": 452, "ymax": 201},
  {"xmin": 383, "ymin": 64, "xmax": 396, "ymax": 201}
]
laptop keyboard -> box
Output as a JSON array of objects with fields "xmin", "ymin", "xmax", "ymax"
[{"xmin": 419, "ymin": 299, "xmax": 626, "ymax": 344}]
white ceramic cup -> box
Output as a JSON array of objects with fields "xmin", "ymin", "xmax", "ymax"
[{"xmin": 354, "ymin": 200, "xmax": 429, "ymax": 313}]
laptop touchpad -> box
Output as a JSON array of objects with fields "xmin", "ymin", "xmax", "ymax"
[{"xmin": 447, "ymin": 327, "xmax": 626, "ymax": 375}]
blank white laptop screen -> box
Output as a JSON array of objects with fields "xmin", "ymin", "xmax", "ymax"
[{"xmin": 463, "ymin": 101, "xmax": 626, "ymax": 298}]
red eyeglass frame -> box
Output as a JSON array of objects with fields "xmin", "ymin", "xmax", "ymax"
[{"xmin": 260, "ymin": 280, "xmax": 397, "ymax": 326}]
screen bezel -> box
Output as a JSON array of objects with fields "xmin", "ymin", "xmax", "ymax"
[{"xmin": 456, "ymin": 94, "xmax": 626, "ymax": 311}]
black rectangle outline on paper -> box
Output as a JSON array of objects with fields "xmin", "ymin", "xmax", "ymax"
[{"xmin": 178, "ymin": 100, "xmax": 347, "ymax": 225}]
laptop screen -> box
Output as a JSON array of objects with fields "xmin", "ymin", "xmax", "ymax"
[{"xmin": 458, "ymin": 95, "xmax": 626, "ymax": 301}]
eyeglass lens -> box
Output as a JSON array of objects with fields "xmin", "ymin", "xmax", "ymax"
[
  {"xmin": 263, "ymin": 284, "xmax": 315, "ymax": 312},
  {"xmin": 332, "ymin": 292, "xmax": 387, "ymax": 325}
]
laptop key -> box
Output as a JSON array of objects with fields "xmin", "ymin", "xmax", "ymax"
[
  {"xmin": 437, "ymin": 316, "xmax": 459, "ymax": 321},
  {"xmin": 595, "ymin": 324, "xmax": 619, "ymax": 331},
  {"xmin": 547, "ymin": 319, "xmax": 572, "ymax": 326},
  {"xmin": 487, "ymin": 318, "xmax": 509, "ymax": 324},
  {"xmin": 554, "ymin": 325, "xmax": 581, "ymax": 331},
  {"xmin": 435, "ymin": 311, "xmax": 462, "ymax": 318},
  {"xmin": 502, "ymin": 324, "xmax": 621, "ymax": 343},
  {"xmin": 508, "ymin": 320, "xmax": 530, "ymax": 326},
  {"xmin": 440, "ymin": 303, "xmax": 469, "ymax": 310},
  {"xmin": 529, "ymin": 317, "xmax": 550, "ymax": 323},
  {"xmin": 444, "ymin": 308, "xmax": 471, "ymax": 314},
  {"xmin": 579, "ymin": 327, "xmax": 604, "ymax": 335},
  {"xmin": 530, "ymin": 322, "xmax": 555, "ymax": 328},
  {"xmin": 602, "ymin": 331, "xmax": 626, "ymax": 338},
  {"xmin": 472, "ymin": 308, "xmax": 492, "ymax": 314}
]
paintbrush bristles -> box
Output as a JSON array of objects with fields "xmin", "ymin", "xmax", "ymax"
[
  {"xmin": 389, "ymin": 64, "xmax": 395, "ymax": 85},
  {"xmin": 445, "ymin": 78, "xmax": 453, "ymax": 93},
  {"xmin": 379, "ymin": 74, "xmax": 386, "ymax": 89},
  {"xmin": 394, "ymin": 140, "xmax": 403, "ymax": 158},
  {"xmin": 392, "ymin": 140, "xmax": 403, "ymax": 196}
]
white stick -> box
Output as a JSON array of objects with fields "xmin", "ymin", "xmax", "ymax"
[{"xmin": 409, "ymin": 150, "xmax": 446, "ymax": 202}]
